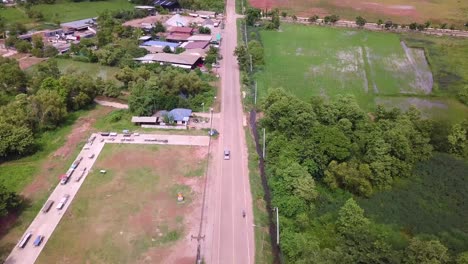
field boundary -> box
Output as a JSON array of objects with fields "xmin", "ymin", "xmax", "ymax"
[{"xmin": 267, "ymin": 18, "xmax": 468, "ymax": 38}]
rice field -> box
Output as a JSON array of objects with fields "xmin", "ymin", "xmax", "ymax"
[{"xmin": 255, "ymin": 24, "xmax": 468, "ymax": 119}]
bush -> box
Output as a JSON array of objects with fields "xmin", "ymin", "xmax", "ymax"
[{"xmin": 15, "ymin": 40, "xmax": 32, "ymax": 53}]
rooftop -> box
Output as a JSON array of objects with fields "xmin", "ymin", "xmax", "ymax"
[
  {"xmin": 187, "ymin": 35, "xmax": 212, "ymax": 42},
  {"xmin": 166, "ymin": 33, "xmax": 191, "ymax": 41},
  {"xmin": 169, "ymin": 108, "xmax": 192, "ymax": 121},
  {"xmin": 134, "ymin": 5, "xmax": 155, "ymax": 9},
  {"xmin": 140, "ymin": 46, "xmax": 164, "ymax": 53},
  {"xmin": 61, "ymin": 18, "xmax": 96, "ymax": 30},
  {"xmin": 168, "ymin": 26, "xmax": 194, "ymax": 34},
  {"xmin": 135, "ymin": 53, "xmax": 201, "ymax": 66},
  {"xmin": 131, "ymin": 116, "xmax": 157, "ymax": 123},
  {"xmin": 142, "ymin": 40, "xmax": 180, "ymax": 48},
  {"xmin": 182, "ymin": 41, "xmax": 210, "ymax": 49},
  {"xmin": 153, "ymin": 0, "xmax": 178, "ymax": 6}
]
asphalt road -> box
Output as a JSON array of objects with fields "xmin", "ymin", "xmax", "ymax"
[
  {"xmin": 203, "ymin": 0, "xmax": 256, "ymax": 262},
  {"xmin": 5, "ymin": 133, "xmax": 209, "ymax": 264}
]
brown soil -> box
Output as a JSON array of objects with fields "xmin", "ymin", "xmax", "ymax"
[
  {"xmin": 333, "ymin": 0, "xmax": 420, "ymax": 18},
  {"xmin": 99, "ymin": 145, "xmax": 206, "ymax": 264},
  {"xmin": 18, "ymin": 56, "xmax": 47, "ymax": 70}
]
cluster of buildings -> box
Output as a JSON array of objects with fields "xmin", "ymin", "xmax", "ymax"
[
  {"xmin": 127, "ymin": 12, "xmax": 222, "ymax": 69},
  {"xmin": 17, "ymin": 18, "xmax": 97, "ymax": 54},
  {"xmin": 6, "ymin": 7, "xmax": 222, "ymax": 69},
  {"xmin": 131, "ymin": 108, "xmax": 193, "ymax": 129}
]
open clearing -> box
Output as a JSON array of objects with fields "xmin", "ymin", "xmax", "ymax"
[
  {"xmin": 255, "ymin": 24, "xmax": 468, "ymax": 119},
  {"xmin": 35, "ymin": 144, "xmax": 207, "ymax": 264},
  {"xmin": 248, "ymin": 0, "xmax": 468, "ymax": 26},
  {"xmin": 56, "ymin": 59, "xmax": 121, "ymax": 81}
]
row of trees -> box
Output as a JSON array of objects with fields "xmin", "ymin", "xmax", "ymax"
[
  {"xmin": 245, "ymin": 8, "xmax": 280, "ymax": 29},
  {"xmin": 260, "ymin": 89, "xmax": 468, "ymax": 263}
]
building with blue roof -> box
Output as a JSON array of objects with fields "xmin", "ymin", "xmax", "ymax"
[
  {"xmin": 169, "ymin": 108, "xmax": 192, "ymax": 123},
  {"xmin": 141, "ymin": 40, "xmax": 180, "ymax": 51}
]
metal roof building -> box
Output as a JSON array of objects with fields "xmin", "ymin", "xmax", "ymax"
[
  {"xmin": 187, "ymin": 35, "xmax": 212, "ymax": 42},
  {"xmin": 169, "ymin": 108, "xmax": 192, "ymax": 122},
  {"xmin": 181, "ymin": 41, "xmax": 210, "ymax": 49},
  {"xmin": 141, "ymin": 40, "xmax": 180, "ymax": 48},
  {"xmin": 134, "ymin": 53, "xmax": 201, "ymax": 69},
  {"xmin": 131, "ymin": 116, "xmax": 157, "ymax": 123},
  {"xmin": 61, "ymin": 18, "xmax": 96, "ymax": 30}
]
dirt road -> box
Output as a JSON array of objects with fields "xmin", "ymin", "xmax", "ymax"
[{"xmin": 202, "ymin": 0, "xmax": 256, "ymax": 262}]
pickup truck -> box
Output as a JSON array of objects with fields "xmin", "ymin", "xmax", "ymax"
[{"xmin": 56, "ymin": 194, "xmax": 70, "ymax": 210}]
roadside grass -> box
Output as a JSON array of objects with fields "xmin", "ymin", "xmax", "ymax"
[
  {"xmin": 245, "ymin": 128, "xmax": 273, "ymax": 264},
  {"xmin": 93, "ymin": 109, "xmax": 208, "ymax": 135},
  {"xmin": 36, "ymin": 144, "xmax": 203, "ymax": 264},
  {"xmin": 255, "ymin": 23, "xmax": 468, "ymax": 120},
  {"xmin": 0, "ymin": 108, "xmax": 99, "ymax": 262},
  {"xmin": 0, "ymin": 0, "xmax": 134, "ymax": 27}
]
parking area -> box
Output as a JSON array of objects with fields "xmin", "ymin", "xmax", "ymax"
[{"xmin": 5, "ymin": 132, "xmax": 209, "ymax": 264}]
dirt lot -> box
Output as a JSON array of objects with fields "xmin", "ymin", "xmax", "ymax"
[
  {"xmin": 36, "ymin": 144, "xmax": 208, "ymax": 264},
  {"xmin": 123, "ymin": 15, "xmax": 172, "ymax": 28},
  {"xmin": 249, "ymin": 0, "xmax": 468, "ymax": 25},
  {"xmin": 18, "ymin": 55, "xmax": 47, "ymax": 70}
]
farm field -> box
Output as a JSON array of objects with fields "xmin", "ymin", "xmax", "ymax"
[
  {"xmin": 255, "ymin": 24, "xmax": 468, "ymax": 120},
  {"xmin": 36, "ymin": 144, "xmax": 207, "ymax": 264},
  {"xmin": 248, "ymin": 0, "xmax": 468, "ymax": 27},
  {"xmin": 0, "ymin": 0, "xmax": 134, "ymax": 26}
]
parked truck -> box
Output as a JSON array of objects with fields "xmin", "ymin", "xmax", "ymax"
[
  {"xmin": 56, "ymin": 194, "xmax": 70, "ymax": 210},
  {"xmin": 70, "ymin": 157, "xmax": 83, "ymax": 169},
  {"xmin": 60, "ymin": 168, "xmax": 75, "ymax": 185}
]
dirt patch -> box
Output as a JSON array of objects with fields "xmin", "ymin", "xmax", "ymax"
[
  {"xmin": 21, "ymin": 107, "xmax": 113, "ymax": 198},
  {"xmin": 18, "ymin": 56, "xmax": 47, "ymax": 70},
  {"xmin": 297, "ymin": 7, "xmax": 328, "ymax": 17},
  {"xmin": 333, "ymin": 0, "xmax": 420, "ymax": 18},
  {"xmin": 123, "ymin": 15, "xmax": 172, "ymax": 28}
]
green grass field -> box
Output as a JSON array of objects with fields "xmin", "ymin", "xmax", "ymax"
[
  {"xmin": 255, "ymin": 24, "xmax": 468, "ymax": 120},
  {"xmin": 36, "ymin": 144, "xmax": 206, "ymax": 264},
  {"xmin": 0, "ymin": 0, "xmax": 134, "ymax": 26},
  {"xmin": 56, "ymin": 59, "xmax": 121, "ymax": 81}
]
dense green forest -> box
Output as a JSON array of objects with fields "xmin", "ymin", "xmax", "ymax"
[{"xmin": 260, "ymin": 88, "xmax": 468, "ymax": 263}]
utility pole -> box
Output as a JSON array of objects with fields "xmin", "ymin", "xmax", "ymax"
[
  {"xmin": 209, "ymin": 108, "xmax": 214, "ymax": 132},
  {"xmin": 244, "ymin": 22, "xmax": 248, "ymax": 45},
  {"xmin": 254, "ymin": 81, "xmax": 257, "ymax": 105},
  {"xmin": 274, "ymin": 207, "xmax": 279, "ymax": 245},
  {"xmin": 262, "ymin": 128, "xmax": 265, "ymax": 159},
  {"xmin": 249, "ymin": 54, "xmax": 253, "ymax": 72}
]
